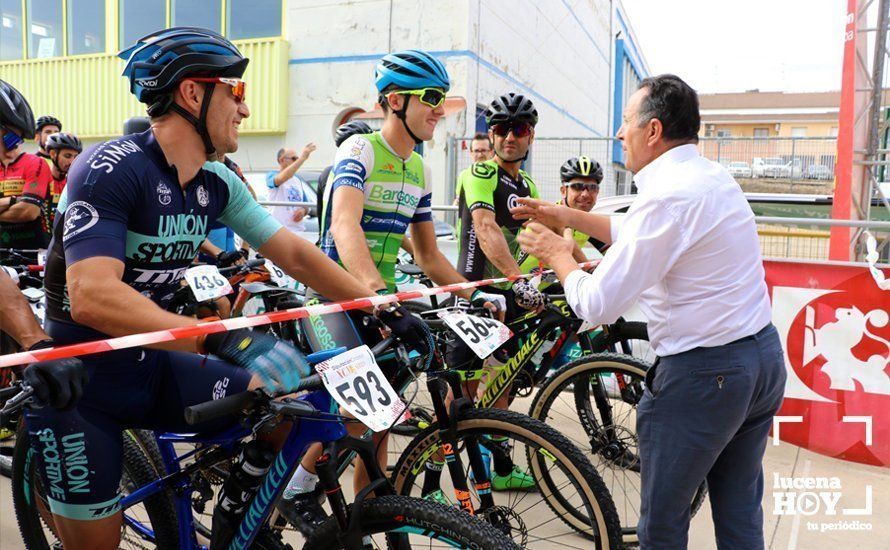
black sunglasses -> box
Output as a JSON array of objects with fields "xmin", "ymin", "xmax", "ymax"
[{"xmin": 491, "ymin": 122, "xmax": 532, "ymax": 138}]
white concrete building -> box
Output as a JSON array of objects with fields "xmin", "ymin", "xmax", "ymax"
[{"xmin": 230, "ymin": 0, "xmax": 650, "ymax": 203}]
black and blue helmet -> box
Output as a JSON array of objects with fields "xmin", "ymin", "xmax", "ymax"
[
  {"xmin": 375, "ymin": 49, "xmax": 450, "ymax": 92},
  {"xmin": 119, "ymin": 26, "xmax": 248, "ymax": 105},
  {"xmin": 118, "ymin": 27, "xmax": 248, "ymax": 154},
  {"xmin": 334, "ymin": 120, "xmax": 373, "ymax": 147}
]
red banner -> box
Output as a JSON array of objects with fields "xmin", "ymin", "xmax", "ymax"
[
  {"xmin": 829, "ymin": 0, "xmax": 861, "ymax": 260},
  {"xmin": 766, "ymin": 259, "xmax": 889, "ymax": 467}
]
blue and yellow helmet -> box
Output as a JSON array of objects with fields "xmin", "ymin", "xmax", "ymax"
[{"xmin": 374, "ymin": 49, "xmax": 450, "ymax": 92}]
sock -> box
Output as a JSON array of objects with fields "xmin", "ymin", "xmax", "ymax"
[
  {"xmin": 421, "ymin": 459, "xmax": 445, "ymax": 496},
  {"xmin": 283, "ymin": 466, "xmax": 318, "ymax": 499},
  {"xmin": 488, "ymin": 436, "xmax": 514, "ymax": 477}
]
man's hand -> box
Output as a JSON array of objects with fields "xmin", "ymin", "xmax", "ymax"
[
  {"xmin": 512, "ymin": 279, "xmax": 546, "ymax": 311},
  {"xmin": 216, "ymin": 250, "xmax": 245, "ymax": 267},
  {"xmin": 291, "ymin": 207, "xmax": 308, "ymax": 223},
  {"xmin": 23, "ymin": 358, "xmax": 89, "ymax": 411},
  {"xmin": 299, "ymin": 142, "xmax": 317, "ymax": 160},
  {"xmin": 517, "ymin": 222, "xmax": 575, "ymax": 266},
  {"xmin": 376, "ymin": 304, "xmax": 432, "ymax": 356},
  {"xmin": 201, "ymin": 329, "xmax": 310, "ymax": 393},
  {"xmin": 511, "ymin": 198, "xmax": 572, "ymax": 232},
  {"xmin": 470, "ymin": 290, "xmax": 507, "ymax": 321}
]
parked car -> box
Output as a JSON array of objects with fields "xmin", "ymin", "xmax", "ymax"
[
  {"xmin": 761, "ymin": 157, "xmax": 789, "ymax": 178},
  {"xmin": 806, "ymin": 164, "xmax": 833, "ymax": 180},
  {"xmin": 727, "ymin": 161, "xmax": 753, "ymax": 178}
]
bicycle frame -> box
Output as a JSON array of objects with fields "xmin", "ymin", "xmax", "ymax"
[
  {"xmin": 118, "ymin": 389, "xmax": 395, "ymax": 550},
  {"xmin": 473, "ymin": 299, "xmax": 592, "ymax": 409}
]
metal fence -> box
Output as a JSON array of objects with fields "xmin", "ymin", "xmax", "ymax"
[
  {"xmin": 446, "ymin": 136, "xmax": 838, "ymax": 204},
  {"xmin": 445, "ymin": 135, "xmax": 857, "ymax": 261},
  {"xmin": 698, "ymin": 137, "xmax": 838, "ymax": 189}
]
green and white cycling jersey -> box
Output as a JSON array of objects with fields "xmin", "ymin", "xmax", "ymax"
[
  {"xmin": 455, "ymin": 159, "xmax": 539, "ymax": 287},
  {"xmin": 319, "ymin": 131, "xmax": 433, "ymax": 291}
]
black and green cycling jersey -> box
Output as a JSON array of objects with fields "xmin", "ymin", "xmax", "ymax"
[{"xmin": 455, "ymin": 159, "xmax": 539, "ymax": 287}]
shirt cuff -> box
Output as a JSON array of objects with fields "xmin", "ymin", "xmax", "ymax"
[
  {"xmin": 610, "ymin": 215, "xmax": 624, "ymax": 242},
  {"xmin": 563, "ymin": 268, "xmax": 592, "ymax": 317}
]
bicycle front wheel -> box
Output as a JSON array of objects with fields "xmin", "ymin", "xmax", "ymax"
[
  {"xmin": 12, "ymin": 423, "xmax": 179, "ymax": 549},
  {"xmin": 303, "ymin": 494, "xmax": 519, "ymax": 549},
  {"xmin": 391, "ymin": 408, "xmax": 622, "ymax": 549}
]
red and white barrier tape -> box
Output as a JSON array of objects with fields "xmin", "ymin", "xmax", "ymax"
[{"xmin": 0, "ymin": 260, "xmax": 598, "ymax": 368}]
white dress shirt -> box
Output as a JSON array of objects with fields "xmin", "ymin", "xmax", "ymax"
[{"xmin": 563, "ymin": 144, "xmax": 772, "ymax": 357}]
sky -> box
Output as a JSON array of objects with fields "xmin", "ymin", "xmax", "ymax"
[{"xmin": 620, "ymin": 0, "xmax": 850, "ymax": 94}]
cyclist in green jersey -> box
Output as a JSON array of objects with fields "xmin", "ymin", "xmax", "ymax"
[
  {"xmin": 280, "ymin": 49, "xmax": 503, "ymax": 533},
  {"xmin": 439, "ymin": 93, "xmax": 548, "ymax": 496},
  {"xmin": 517, "ymin": 156, "xmax": 609, "ymax": 278}
]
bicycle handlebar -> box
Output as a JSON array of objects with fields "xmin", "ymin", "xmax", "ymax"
[{"xmin": 184, "ymin": 373, "xmax": 325, "ymax": 425}]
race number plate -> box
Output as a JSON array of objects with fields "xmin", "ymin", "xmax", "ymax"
[
  {"xmin": 438, "ymin": 312, "xmax": 513, "ymax": 359},
  {"xmin": 184, "ymin": 265, "xmax": 233, "ymax": 302},
  {"xmin": 315, "ymin": 345, "xmax": 407, "ymax": 432},
  {"xmin": 264, "ymin": 259, "xmax": 295, "ymax": 288}
]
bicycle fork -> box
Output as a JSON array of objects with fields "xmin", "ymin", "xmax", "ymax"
[{"xmin": 428, "ymin": 372, "xmax": 498, "ymax": 517}]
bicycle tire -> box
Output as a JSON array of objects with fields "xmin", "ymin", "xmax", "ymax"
[
  {"xmin": 390, "ymin": 408, "xmax": 623, "ymax": 549},
  {"xmin": 304, "ymin": 494, "xmax": 519, "ymax": 549},
  {"xmin": 0, "ymin": 449, "xmax": 11, "ymax": 478},
  {"xmin": 587, "ymin": 320, "xmax": 653, "ymax": 363},
  {"xmin": 529, "ymin": 352, "xmax": 707, "ymax": 547},
  {"xmin": 12, "ymin": 422, "xmax": 180, "ymax": 549}
]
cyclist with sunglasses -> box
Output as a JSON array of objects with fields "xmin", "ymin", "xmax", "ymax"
[
  {"xmin": 434, "ymin": 93, "xmax": 546, "ymax": 497},
  {"xmin": 517, "ymin": 156, "xmax": 609, "ymax": 277},
  {"xmin": 30, "ymin": 27, "xmax": 408, "ymax": 549},
  {"xmin": 0, "ymin": 79, "xmax": 53, "ymax": 255},
  {"xmin": 281, "ymin": 49, "xmax": 504, "ymax": 533}
]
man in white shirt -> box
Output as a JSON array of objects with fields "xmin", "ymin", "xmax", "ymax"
[
  {"xmin": 266, "ymin": 144, "xmax": 316, "ymax": 235},
  {"xmin": 514, "ymin": 74, "xmax": 785, "ymax": 549}
]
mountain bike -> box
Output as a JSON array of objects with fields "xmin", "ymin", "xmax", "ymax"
[{"xmin": 8, "ymin": 345, "xmax": 518, "ymax": 549}]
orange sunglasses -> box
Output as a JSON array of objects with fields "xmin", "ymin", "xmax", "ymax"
[{"xmin": 188, "ymin": 77, "xmax": 246, "ymax": 103}]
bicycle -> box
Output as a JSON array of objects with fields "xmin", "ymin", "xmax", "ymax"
[
  {"xmin": 388, "ymin": 365, "xmax": 623, "ymax": 548},
  {"xmin": 529, "ymin": 352, "xmax": 708, "ymax": 547},
  {"xmin": 400, "ymin": 290, "xmax": 703, "ymax": 546},
  {"xmin": 9, "ymin": 343, "xmax": 518, "ymax": 549}
]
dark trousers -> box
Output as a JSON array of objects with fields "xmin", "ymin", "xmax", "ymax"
[{"xmin": 637, "ymin": 324, "xmax": 786, "ymax": 549}]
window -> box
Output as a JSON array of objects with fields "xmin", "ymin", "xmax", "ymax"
[
  {"xmin": 753, "ymin": 128, "xmax": 769, "ymax": 138},
  {"xmin": 0, "ymin": 0, "xmax": 23, "ymax": 60},
  {"xmin": 120, "ymin": 0, "xmax": 166, "ymax": 50},
  {"xmin": 227, "ymin": 0, "xmax": 281, "ymax": 39},
  {"xmin": 27, "ymin": 0, "xmax": 62, "ymax": 58},
  {"xmin": 791, "ymin": 127, "xmax": 807, "ymax": 137},
  {"xmin": 173, "ymin": 0, "xmax": 220, "ymax": 34},
  {"xmin": 716, "ymin": 129, "xmax": 732, "ymax": 138},
  {"xmin": 68, "ymin": 0, "xmax": 105, "ymax": 55},
  {"xmin": 829, "ymin": 126, "xmax": 838, "ymax": 137}
]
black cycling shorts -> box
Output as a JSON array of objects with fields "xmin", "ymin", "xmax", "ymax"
[{"xmin": 24, "ymin": 320, "xmax": 252, "ymax": 521}]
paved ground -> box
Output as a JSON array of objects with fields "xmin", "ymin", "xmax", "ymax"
[{"xmin": 1, "ymin": 402, "xmax": 886, "ymax": 549}]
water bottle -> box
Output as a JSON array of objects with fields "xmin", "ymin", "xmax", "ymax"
[{"xmin": 210, "ymin": 440, "xmax": 275, "ymax": 549}]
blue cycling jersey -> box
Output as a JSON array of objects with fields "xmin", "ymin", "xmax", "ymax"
[
  {"xmin": 33, "ymin": 129, "xmax": 279, "ymax": 521},
  {"xmin": 44, "ymin": 129, "xmax": 281, "ymax": 330}
]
